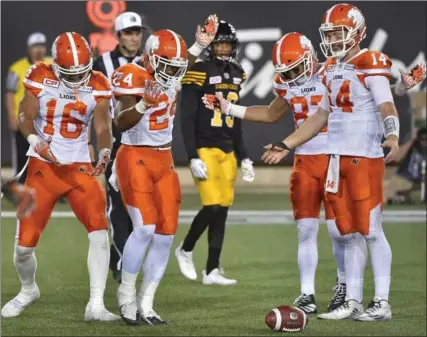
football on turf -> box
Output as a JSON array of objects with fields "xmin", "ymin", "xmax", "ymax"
[{"xmin": 265, "ymin": 305, "xmax": 308, "ymax": 332}]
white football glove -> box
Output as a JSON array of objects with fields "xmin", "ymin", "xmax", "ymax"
[
  {"xmin": 241, "ymin": 158, "xmax": 255, "ymax": 183},
  {"xmin": 190, "ymin": 158, "xmax": 208, "ymax": 180}
]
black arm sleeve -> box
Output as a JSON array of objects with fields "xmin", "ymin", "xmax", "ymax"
[
  {"xmin": 92, "ymin": 56, "xmax": 107, "ymax": 76},
  {"xmin": 179, "ymin": 84, "xmax": 203, "ymax": 162},
  {"xmin": 232, "ymin": 117, "xmax": 249, "ymax": 162}
]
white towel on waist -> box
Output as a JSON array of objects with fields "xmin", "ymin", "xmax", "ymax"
[
  {"xmin": 108, "ymin": 159, "xmax": 120, "ymax": 192},
  {"xmin": 325, "ymin": 154, "xmax": 340, "ymax": 194}
]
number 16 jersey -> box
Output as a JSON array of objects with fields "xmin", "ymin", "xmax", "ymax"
[{"xmin": 23, "ymin": 62, "xmax": 112, "ymax": 164}]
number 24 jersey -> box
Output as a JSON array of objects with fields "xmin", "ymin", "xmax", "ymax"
[{"xmin": 111, "ymin": 63, "xmax": 177, "ymax": 147}]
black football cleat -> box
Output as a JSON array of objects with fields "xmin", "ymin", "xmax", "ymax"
[
  {"xmin": 293, "ymin": 293, "xmax": 317, "ymax": 314},
  {"xmin": 142, "ymin": 311, "xmax": 168, "ymax": 325},
  {"xmin": 119, "ymin": 303, "xmax": 141, "ymax": 326},
  {"xmin": 328, "ymin": 283, "xmax": 346, "ymax": 312}
]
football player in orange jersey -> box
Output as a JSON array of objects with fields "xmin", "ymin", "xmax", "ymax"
[
  {"xmin": 258, "ymin": 4, "xmax": 426, "ymax": 321},
  {"xmin": 1, "ymin": 32, "xmax": 119, "ymax": 321},
  {"xmin": 109, "ymin": 16, "xmax": 219, "ymax": 325},
  {"xmin": 204, "ymin": 32, "xmax": 351, "ymax": 314},
  {"xmin": 204, "ymin": 29, "xmax": 425, "ymax": 316}
]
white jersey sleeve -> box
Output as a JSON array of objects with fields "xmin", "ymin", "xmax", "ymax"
[{"xmin": 365, "ymin": 76, "xmax": 394, "ymax": 106}]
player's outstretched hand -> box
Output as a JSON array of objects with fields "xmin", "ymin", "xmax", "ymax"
[
  {"xmin": 202, "ymin": 92, "xmax": 231, "ymax": 114},
  {"xmin": 261, "ymin": 143, "xmax": 290, "ymax": 164},
  {"xmin": 90, "ymin": 148, "xmax": 111, "ymax": 176},
  {"xmin": 381, "ymin": 138, "xmax": 399, "ymax": 164},
  {"xmin": 195, "ymin": 14, "xmax": 219, "ymax": 48},
  {"xmin": 143, "ymin": 80, "xmax": 167, "ymax": 106}
]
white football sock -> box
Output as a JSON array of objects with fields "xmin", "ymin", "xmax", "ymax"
[
  {"xmin": 297, "ymin": 218, "xmax": 319, "ymax": 295},
  {"xmin": 139, "ymin": 234, "xmax": 174, "ymax": 312},
  {"xmin": 344, "ymin": 233, "xmax": 367, "ymax": 303},
  {"xmin": 365, "ymin": 203, "xmax": 392, "ymax": 300},
  {"xmin": 118, "ymin": 271, "xmax": 138, "ymax": 307},
  {"xmin": 87, "ymin": 230, "xmax": 110, "ymax": 306},
  {"xmin": 327, "ymin": 219, "xmax": 353, "ymax": 284},
  {"xmin": 122, "ymin": 225, "xmax": 155, "ymax": 274},
  {"xmin": 14, "ymin": 245, "xmax": 37, "ymax": 292}
]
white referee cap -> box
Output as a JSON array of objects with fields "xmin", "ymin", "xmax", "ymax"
[
  {"xmin": 114, "ymin": 12, "xmax": 143, "ymax": 32},
  {"xmin": 27, "ymin": 32, "xmax": 47, "ymax": 47}
]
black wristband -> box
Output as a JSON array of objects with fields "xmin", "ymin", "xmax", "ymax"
[{"xmin": 271, "ymin": 141, "xmax": 291, "ymax": 151}]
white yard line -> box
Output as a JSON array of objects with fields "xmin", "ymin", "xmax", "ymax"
[{"xmin": 1, "ymin": 210, "xmax": 425, "ymax": 225}]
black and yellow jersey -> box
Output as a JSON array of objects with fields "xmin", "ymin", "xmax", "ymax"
[{"xmin": 180, "ymin": 58, "xmax": 248, "ymax": 161}]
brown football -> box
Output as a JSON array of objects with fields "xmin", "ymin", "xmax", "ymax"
[{"xmin": 265, "ymin": 305, "xmax": 308, "ymax": 332}]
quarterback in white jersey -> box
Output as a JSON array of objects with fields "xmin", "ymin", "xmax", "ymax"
[
  {"xmin": 258, "ymin": 4, "xmax": 426, "ymax": 322},
  {"xmin": 203, "ymin": 32, "xmax": 352, "ymax": 314},
  {"xmin": 1, "ymin": 32, "xmax": 118, "ymax": 321},
  {"xmin": 111, "ymin": 16, "xmax": 219, "ymax": 326}
]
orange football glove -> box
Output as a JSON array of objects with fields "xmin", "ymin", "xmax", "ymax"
[
  {"xmin": 195, "ymin": 14, "xmax": 219, "ymax": 48},
  {"xmin": 202, "ymin": 92, "xmax": 232, "ymax": 114},
  {"xmin": 28, "ymin": 134, "xmax": 61, "ymax": 165},
  {"xmin": 90, "ymin": 148, "xmax": 111, "ymax": 176},
  {"xmin": 399, "ymin": 62, "xmax": 426, "ymax": 90}
]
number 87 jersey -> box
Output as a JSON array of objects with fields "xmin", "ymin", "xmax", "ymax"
[
  {"xmin": 111, "ymin": 63, "xmax": 177, "ymax": 146},
  {"xmin": 323, "ymin": 49, "xmax": 393, "ymax": 158},
  {"xmin": 273, "ymin": 68, "xmax": 329, "ymax": 155}
]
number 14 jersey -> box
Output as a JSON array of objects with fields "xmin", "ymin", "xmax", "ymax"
[
  {"xmin": 23, "ymin": 62, "xmax": 112, "ymax": 164},
  {"xmin": 323, "ymin": 49, "xmax": 392, "ymax": 158}
]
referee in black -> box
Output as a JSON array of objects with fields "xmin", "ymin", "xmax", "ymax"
[{"xmin": 92, "ymin": 11, "xmax": 147, "ymax": 282}]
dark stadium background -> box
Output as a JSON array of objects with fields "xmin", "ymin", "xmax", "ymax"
[{"xmin": 1, "ymin": 1, "xmax": 426, "ymax": 165}]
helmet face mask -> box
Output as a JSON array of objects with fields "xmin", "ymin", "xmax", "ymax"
[
  {"xmin": 53, "ymin": 62, "xmax": 93, "ymax": 89},
  {"xmin": 150, "ymin": 54, "xmax": 187, "ymax": 88},
  {"xmin": 275, "ymin": 52, "xmax": 314, "ymax": 88},
  {"xmin": 319, "ymin": 25, "xmax": 357, "ymax": 59},
  {"xmin": 319, "ymin": 4, "xmax": 367, "ymax": 59},
  {"xmin": 272, "ymin": 33, "xmax": 317, "ymax": 89},
  {"xmin": 144, "ymin": 31, "xmax": 188, "ymax": 89}
]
